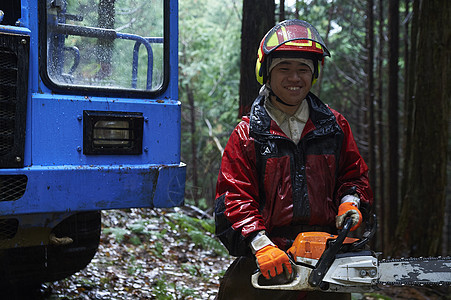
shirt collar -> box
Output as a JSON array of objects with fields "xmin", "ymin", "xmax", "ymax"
[{"xmin": 264, "ymin": 97, "xmax": 309, "ymax": 125}]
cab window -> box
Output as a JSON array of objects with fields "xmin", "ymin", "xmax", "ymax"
[{"xmin": 45, "ymin": 0, "xmax": 165, "ymax": 93}]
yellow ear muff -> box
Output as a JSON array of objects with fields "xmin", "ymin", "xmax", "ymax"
[
  {"xmin": 255, "ymin": 59, "xmax": 264, "ymax": 85},
  {"xmin": 312, "ymin": 60, "xmax": 321, "ymax": 85}
]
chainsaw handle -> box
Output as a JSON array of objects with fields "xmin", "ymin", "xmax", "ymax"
[
  {"xmin": 308, "ymin": 218, "xmax": 352, "ymax": 288},
  {"xmin": 251, "ymin": 264, "xmax": 316, "ymax": 291},
  {"xmin": 350, "ymin": 213, "xmax": 377, "ymax": 251}
]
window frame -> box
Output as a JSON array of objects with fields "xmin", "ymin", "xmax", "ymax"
[{"xmin": 38, "ymin": 0, "xmax": 170, "ymax": 98}]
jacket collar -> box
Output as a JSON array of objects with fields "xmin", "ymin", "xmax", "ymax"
[{"xmin": 249, "ymin": 92, "xmax": 338, "ymax": 139}]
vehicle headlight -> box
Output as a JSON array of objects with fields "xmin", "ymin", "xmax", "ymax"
[
  {"xmin": 83, "ymin": 111, "xmax": 143, "ymax": 155},
  {"xmin": 93, "ymin": 120, "xmax": 130, "ymax": 146}
]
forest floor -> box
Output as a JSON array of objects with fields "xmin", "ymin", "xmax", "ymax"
[{"xmin": 21, "ymin": 207, "xmax": 451, "ymax": 299}]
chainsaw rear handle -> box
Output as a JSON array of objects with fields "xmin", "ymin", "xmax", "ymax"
[
  {"xmin": 308, "ymin": 217, "xmax": 353, "ymax": 288},
  {"xmin": 350, "ymin": 213, "xmax": 377, "ymax": 251},
  {"xmin": 251, "ymin": 263, "xmax": 317, "ymax": 291}
]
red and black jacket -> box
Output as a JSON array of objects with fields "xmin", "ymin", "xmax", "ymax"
[{"xmin": 215, "ymin": 92, "xmax": 373, "ymax": 256}]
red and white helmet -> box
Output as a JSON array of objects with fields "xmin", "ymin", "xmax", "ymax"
[{"xmin": 255, "ymin": 19, "xmax": 330, "ymax": 85}]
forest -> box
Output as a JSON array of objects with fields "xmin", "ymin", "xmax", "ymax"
[
  {"xmin": 18, "ymin": 0, "xmax": 448, "ymax": 298},
  {"xmin": 179, "ymin": 0, "xmax": 450, "ymax": 258}
]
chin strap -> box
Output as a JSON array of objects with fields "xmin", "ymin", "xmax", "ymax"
[{"xmin": 267, "ymin": 87, "xmax": 297, "ymax": 107}]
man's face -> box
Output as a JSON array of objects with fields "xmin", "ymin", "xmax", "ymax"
[{"xmin": 269, "ymin": 60, "xmax": 313, "ymax": 108}]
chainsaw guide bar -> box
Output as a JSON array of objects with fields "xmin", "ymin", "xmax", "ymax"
[{"xmin": 378, "ymin": 256, "xmax": 451, "ymax": 286}]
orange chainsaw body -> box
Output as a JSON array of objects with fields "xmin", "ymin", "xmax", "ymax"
[{"xmin": 289, "ymin": 232, "xmax": 359, "ymax": 260}]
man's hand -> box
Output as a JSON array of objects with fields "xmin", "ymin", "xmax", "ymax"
[
  {"xmin": 336, "ymin": 201, "xmax": 362, "ymax": 231},
  {"xmin": 255, "ymin": 245, "xmax": 292, "ymax": 279}
]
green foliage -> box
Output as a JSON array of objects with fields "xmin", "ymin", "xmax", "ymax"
[
  {"xmin": 179, "ymin": 0, "xmax": 242, "ymax": 207},
  {"xmin": 103, "ymin": 227, "xmax": 129, "ymax": 243},
  {"xmin": 165, "ymin": 213, "xmax": 228, "ymax": 256},
  {"xmin": 128, "ymin": 219, "xmax": 151, "ymax": 235},
  {"xmin": 168, "ymin": 212, "xmax": 215, "ymax": 234},
  {"xmin": 151, "ymin": 241, "xmax": 164, "ymax": 258},
  {"xmin": 128, "ymin": 235, "xmax": 142, "ymax": 246},
  {"xmin": 74, "ymin": 277, "xmax": 97, "ymax": 289},
  {"xmin": 127, "ymin": 254, "xmax": 143, "ymax": 275},
  {"xmin": 181, "ymin": 263, "xmax": 200, "ymax": 277},
  {"xmin": 187, "ymin": 230, "xmax": 227, "ymax": 255},
  {"xmin": 179, "ymin": 0, "xmax": 405, "ymax": 223},
  {"xmin": 178, "ymin": 0, "xmax": 379, "ymax": 208},
  {"xmin": 287, "ymin": 0, "xmax": 369, "ymax": 113},
  {"xmin": 103, "ymin": 211, "xmax": 227, "ymax": 256},
  {"xmin": 153, "ymin": 276, "xmax": 176, "ymax": 300},
  {"xmin": 103, "ymin": 219, "xmax": 151, "ymax": 244},
  {"xmin": 153, "ymin": 275, "xmax": 196, "ymax": 300},
  {"xmin": 360, "ymin": 293, "xmax": 392, "ymax": 300}
]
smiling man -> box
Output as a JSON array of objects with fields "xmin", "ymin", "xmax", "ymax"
[
  {"xmin": 214, "ymin": 20, "xmax": 373, "ymax": 300},
  {"xmin": 268, "ymin": 58, "xmax": 313, "ymax": 111}
]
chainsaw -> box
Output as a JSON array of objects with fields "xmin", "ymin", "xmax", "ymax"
[{"xmin": 251, "ymin": 217, "xmax": 451, "ymax": 292}]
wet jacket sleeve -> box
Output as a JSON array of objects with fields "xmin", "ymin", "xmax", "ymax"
[
  {"xmin": 334, "ymin": 112, "xmax": 373, "ymax": 216},
  {"xmin": 214, "ymin": 121, "xmax": 266, "ymax": 257}
]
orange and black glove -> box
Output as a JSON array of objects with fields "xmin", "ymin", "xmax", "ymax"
[
  {"xmin": 255, "ymin": 245, "xmax": 292, "ymax": 279},
  {"xmin": 336, "ymin": 195, "xmax": 362, "ymax": 231}
]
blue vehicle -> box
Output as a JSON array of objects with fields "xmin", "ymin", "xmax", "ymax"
[{"xmin": 0, "ymin": 0, "xmax": 185, "ymax": 286}]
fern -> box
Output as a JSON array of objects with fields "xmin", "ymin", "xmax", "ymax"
[
  {"xmin": 128, "ymin": 220, "xmax": 149, "ymax": 234},
  {"xmin": 198, "ymin": 218, "xmax": 215, "ymax": 234},
  {"xmin": 187, "ymin": 230, "xmax": 228, "ymax": 256},
  {"xmin": 103, "ymin": 211, "xmax": 228, "ymax": 256},
  {"xmin": 103, "ymin": 227, "xmax": 129, "ymax": 243},
  {"xmin": 165, "ymin": 212, "xmax": 227, "ymax": 256}
]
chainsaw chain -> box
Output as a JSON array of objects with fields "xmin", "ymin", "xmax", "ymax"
[
  {"xmin": 378, "ymin": 281, "xmax": 451, "ymax": 287},
  {"xmin": 380, "ymin": 256, "xmax": 451, "ymax": 263},
  {"xmin": 378, "ymin": 256, "xmax": 451, "ymax": 287}
]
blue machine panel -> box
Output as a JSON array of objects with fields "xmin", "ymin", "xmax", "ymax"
[
  {"xmin": 0, "ymin": 163, "xmax": 186, "ymax": 216},
  {"xmin": 0, "ymin": 0, "xmax": 186, "ymax": 216},
  {"xmin": 30, "ymin": 94, "xmax": 182, "ymax": 166}
]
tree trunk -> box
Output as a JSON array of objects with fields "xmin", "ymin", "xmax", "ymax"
[
  {"xmin": 313, "ymin": 2, "xmax": 334, "ymax": 98},
  {"xmin": 186, "ymin": 84, "xmax": 199, "ymax": 206},
  {"xmin": 279, "ymin": 0, "xmax": 285, "ymax": 21},
  {"xmin": 294, "ymin": 0, "xmax": 299, "ymax": 19},
  {"xmin": 376, "ymin": 0, "xmax": 386, "ymax": 253},
  {"xmin": 395, "ymin": 0, "xmax": 450, "ymax": 257},
  {"xmin": 385, "ymin": 0, "xmax": 400, "ymax": 255},
  {"xmin": 239, "ymin": 0, "xmax": 275, "ymax": 117},
  {"xmin": 366, "ymin": 0, "xmax": 376, "ymax": 191}
]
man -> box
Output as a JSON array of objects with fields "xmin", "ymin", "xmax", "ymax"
[{"xmin": 215, "ymin": 19, "xmax": 373, "ymax": 300}]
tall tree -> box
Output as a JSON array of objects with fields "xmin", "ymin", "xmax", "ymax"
[
  {"xmin": 366, "ymin": 0, "xmax": 375, "ymax": 190},
  {"xmin": 395, "ymin": 0, "xmax": 450, "ymax": 257},
  {"xmin": 312, "ymin": 1, "xmax": 334, "ymax": 98},
  {"xmin": 385, "ymin": 0, "xmax": 400, "ymax": 254},
  {"xmin": 279, "ymin": 0, "xmax": 286, "ymax": 21},
  {"xmin": 376, "ymin": 0, "xmax": 386, "ymax": 252},
  {"xmin": 294, "ymin": 0, "xmax": 299, "ymax": 18},
  {"xmin": 238, "ymin": 0, "xmax": 275, "ymax": 117}
]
